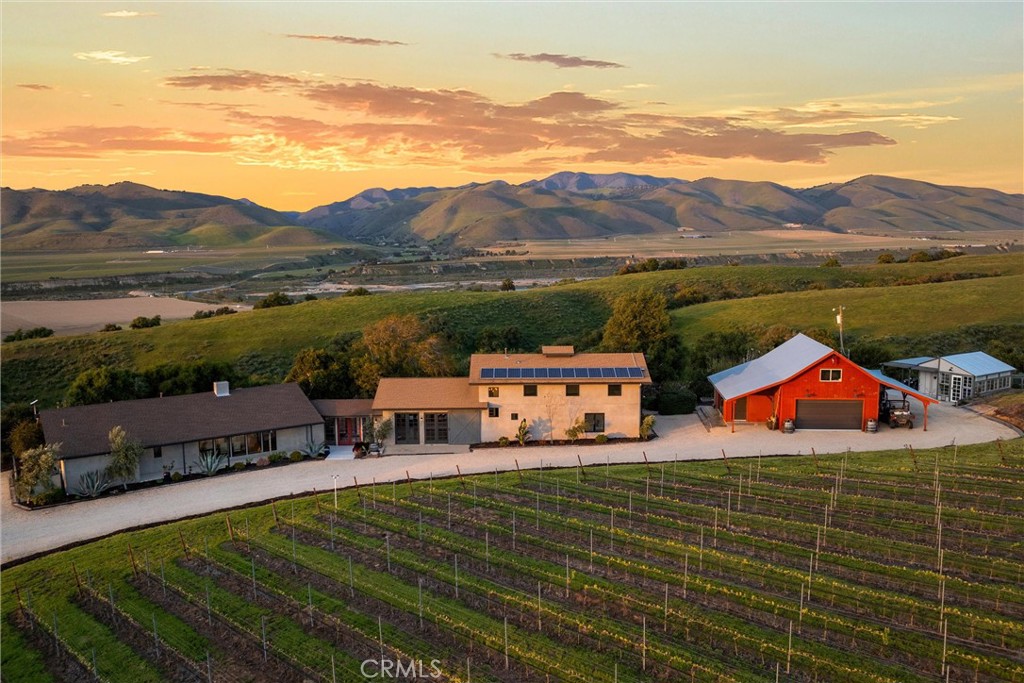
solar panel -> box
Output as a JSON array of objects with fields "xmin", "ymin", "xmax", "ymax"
[
  {"xmin": 614, "ymin": 367, "xmax": 629, "ymax": 378},
  {"xmin": 522, "ymin": 368, "xmax": 535, "ymax": 378},
  {"xmin": 494, "ymin": 368, "xmax": 508, "ymax": 378},
  {"xmin": 534, "ymin": 368, "xmax": 548, "ymax": 378},
  {"xmin": 601, "ymin": 368, "xmax": 616, "ymax": 377},
  {"xmin": 481, "ymin": 368, "xmax": 494, "ymax": 379},
  {"xmin": 588, "ymin": 368, "xmax": 603, "ymax": 378},
  {"xmin": 508, "ymin": 368, "xmax": 522, "ymax": 378},
  {"xmin": 627, "ymin": 367, "xmax": 644, "ymax": 378}
]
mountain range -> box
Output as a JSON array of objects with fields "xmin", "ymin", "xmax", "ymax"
[{"xmin": 3, "ymin": 173, "xmax": 1021, "ymax": 251}]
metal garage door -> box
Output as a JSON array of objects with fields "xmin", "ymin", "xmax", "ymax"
[{"xmin": 794, "ymin": 400, "xmax": 862, "ymax": 430}]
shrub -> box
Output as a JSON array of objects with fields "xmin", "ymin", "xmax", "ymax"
[
  {"xmin": 3, "ymin": 327, "xmax": 54, "ymax": 343},
  {"xmin": 497, "ymin": 436, "xmax": 510, "ymax": 447},
  {"xmin": 564, "ymin": 419, "xmax": 585, "ymax": 444},
  {"xmin": 100, "ymin": 323, "xmax": 122, "ymax": 332},
  {"xmin": 639, "ymin": 414, "xmax": 657, "ymax": 441},
  {"xmin": 254, "ymin": 291, "xmax": 293, "ymax": 309},
  {"xmin": 594, "ymin": 434, "xmax": 609, "ymax": 444},
  {"xmin": 268, "ymin": 452, "xmax": 286, "ymax": 465},
  {"xmin": 192, "ymin": 452, "xmax": 227, "ymax": 476},
  {"xmin": 516, "ymin": 419, "xmax": 531, "ymax": 447},
  {"xmin": 170, "ymin": 472, "xmax": 183, "ymax": 482},
  {"xmin": 343, "ymin": 287, "xmax": 371, "ymax": 297},
  {"xmin": 820, "ymin": 257, "xmax": 842, "ymax": 268},
  {"xmin": 658, "ymin": 383, "xmax": 698, "ymax": 415},
  {"xmin": 255, "ymin": 457, "xmax": 270, "ymax": 467},
  {"xmin": 129, "ymin": 315, "xmax": 161, "ymax": 329},
  {"xmin": 877, "ymin": 252, "xmax": 896, "ymax": 264},
  {"xmin": 289, "ymin": 451, "xmax": 304, "ymax": 462},
  {"xmin": 72, "ymin": 470, "xmax": 110, "ymax": 498},
  {"xmin": 232, "ymin": 462, "xmax": 246, "ymax": 471}
]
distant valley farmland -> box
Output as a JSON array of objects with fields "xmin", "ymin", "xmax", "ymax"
[{"xmin": 0, "ymin": 298, "xmax": 247, "ymax": 338}]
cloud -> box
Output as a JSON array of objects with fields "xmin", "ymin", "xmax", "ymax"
[
  {"xmin": 74, "ymin": 50, "xmax": 150, "ymax": 65},
  {"xmin": 101, "ymin": 10, "xmax": 157, "ymax": 18},
  {"xmin": 12, "ymin": 69, "xmax": 905, "ymax": 172},
  {"xmin": 164, "ymin": 69, "xmax": 304, "ymax": 91},
  {"xmin": 494, "ymin": 52, "xmax": 626, "ymax": 69},
  {"xmin": 3, "ymin": 126, "xmax": 229, "ymax": 158},
  {"xmin": 624, "ymin": 83, "xmax": 655, "ymax": 90},
  {"xmin": 286, "ymin": 34, "xmax": 406, "ymax": 47},
  {"xmin": 18, "ymin": 83, "xmax": 53, "ymax": 91}
]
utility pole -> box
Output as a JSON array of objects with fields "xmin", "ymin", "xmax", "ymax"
[{"xmin": 833, "ymin": 305, "xmax": 846, "ymax": 356}]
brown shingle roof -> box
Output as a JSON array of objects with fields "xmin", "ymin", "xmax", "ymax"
[
  {"xmin": 371, "ymin": 378, "xmax": 485, "ymax": 411},
  {"xmin": 468, "ymin": 352, "xmax": 651, "ymax": 384},
  {"xmin": 40, "ymin": 383, "xmax": 323, "ymax": 460},
  {"xmin": 312, "ymin": 399, "xmax": 374, "ymax": 417}
]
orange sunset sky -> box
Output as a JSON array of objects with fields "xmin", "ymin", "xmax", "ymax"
[{"xmin": 2, "ymin": 1, "xmax": 1022, "ymax": 210}]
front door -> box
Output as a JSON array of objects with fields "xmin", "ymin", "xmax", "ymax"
[
  {"xmin": 394, "ymin": 413, "xmax": 420, "ymax": 444},
  {"xmin": 950, "ymin": 375, "xmax": 963, "ymax": 403}
]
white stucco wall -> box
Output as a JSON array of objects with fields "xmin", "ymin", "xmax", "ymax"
[{"xmin": 479, "ymin": 382, "xmax": 642, "ymax": 442}]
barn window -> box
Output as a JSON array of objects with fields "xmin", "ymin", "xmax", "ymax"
[
  {"xmin": 819, "ymin": 369, "xmax": 842, "ymax": 382},
  {"xmin": 488, "ymin": 387, "xmax": 500, "ymax": 397}
]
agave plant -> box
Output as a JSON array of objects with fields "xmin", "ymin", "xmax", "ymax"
[
  {"xmin": 73, "ymin": 469, "xmax": 110, "ymax": 498},
  {"xmin": 301, "ymin": 440, "xmax": 327, "ymax": 458},
  {"xmin": 192, "ymin": 452, "xmax": 227, "ymax": 477}
]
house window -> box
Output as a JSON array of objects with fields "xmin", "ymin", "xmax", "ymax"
[
  {"xmin": 488, "ymin": 387, "xmax": 500, "ymax": 398},
  {"xmin": 584, "ymin": 413, "xmax": 605, "ymax": 432},
  {"xmin": 488, "ymin": 406, "xmax": 500, "ymax": 418},
  {"xmin": 608, "ymin": 384, "xmax": 622, "ymax": 397},
  {"xmin": 523, "ymin": 384, "xmax": 538, "ymax": 397},
  {"xmin": 424, "ymin": 413, "xmax": 448, "ymax": 444},
  {"xmin": 511, "ymin": 413, "xmax": 519, "ymax": 421},
  {"xmin": 566, "ymin": 384, "xmax": 580, "ymax": 396},
  {"xmin": 819, "ymin": 369, "xmax": 842, "ymax": 382},
  {"xmin": 395, "ymin": 413, "xmax": 419, "ymax": 444},
  {"xmin": 153, "ymin": 446, "xmax": 162, "ymax": 459}
]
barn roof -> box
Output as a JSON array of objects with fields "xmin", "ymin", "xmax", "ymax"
[
  {"xmin": 708, "ymin": 333, "xmax": 833, "ymax": 401},
  {"xmin": 866, "ymin": 370, "xmax": 938, "ymax": 404}
]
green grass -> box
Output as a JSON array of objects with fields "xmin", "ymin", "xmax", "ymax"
[
  {"xmin": 2, "ymin": 254, "xmax": 1020, "ymax": 405},
  {"xmin": 2, "ymin": 440, "xmax": 1021, "ymax": 682}
]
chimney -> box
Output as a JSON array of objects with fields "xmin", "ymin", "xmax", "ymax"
[{"xmin": 213, "ymin": 381, "xmax": 230, "ymax": 397}]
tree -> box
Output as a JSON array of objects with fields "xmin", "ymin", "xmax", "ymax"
[
  {"xmin": 820, "ymin": 257, "xmax": 842, "ymax": 268},
  {"xmin": 8, "ymin": 419, "xmax": 43, "ymax": 457},
  {"xmin": 65, "ymin": 367, "xmax": 147, "ymax": 406},
  {"xmin": 639, "ymin": 414, "xmax": 657, "ymax": 441},
  {"xmin": 144, "ymin": 360, "xmax": 239, "ymax": 398},
  {"xmin": 515, "ymin": 419, "xmax": 532, "ymax": 446},
  {"xmin": 254, "ymin": 291, "xmax": 293, "ymax": 309},
  {"xmin": 877, "ymin": 252, "xmax": 896, "ymax": 264},
  {"xmin": 476, "ymin": 325, "xmax": 523, "ymax": 353},
  {"xmin": 286, "ymin": 347, "xmax": 360, "ymax": 399},
  {"xmin": 352, "ymin": 315, "xmax": 455, "ymax": 395},
  {"xmin": 14, "ymin": 443, "xmax": 60, "ymax": 503},
  {"xmin": 600, "ymin": 288, "xmax": 671, "ymax": 353},
  {"xmin": 106, "ymin": 426, "xmax": 143, "ymax": 491},
  {"xmin": 3, "ymin": 327, "xmax": 54, "ymax": 342},
  {"xmin": 500, "ymin": 278, "xmax": 516, "ymax": 291},
  {"xmin": 372, "ymin": 418, "xmax": 393, "ymax": 445},
  {"xmin": 129, "ymin": 315, "xmax": 161, "ymax": 329}
]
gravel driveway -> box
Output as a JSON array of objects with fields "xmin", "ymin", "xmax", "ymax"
[{"xmin": 2, "ymin": 401, "xmax": 1015, "ymax": 565}]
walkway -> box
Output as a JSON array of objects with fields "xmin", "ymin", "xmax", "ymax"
[{"xmin": 1, "ymin": 402, "xmax": 1015, "ymax": 565}]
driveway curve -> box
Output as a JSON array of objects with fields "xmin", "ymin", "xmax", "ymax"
[{"xmin": 2, "ymin": 401, "xmax": 1015, "ymax": 565}]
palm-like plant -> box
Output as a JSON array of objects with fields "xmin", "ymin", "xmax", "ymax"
[
  {"xmin": 516, "ymin": 419, "xmax": 532, "ymax": 447},
  {"xmin": 193, "ymin": 452, "xmax": 227, "ymax": 476},
  {"xmin": 74, "ymin": 470, "xmax": 110, "ymax": 498}
]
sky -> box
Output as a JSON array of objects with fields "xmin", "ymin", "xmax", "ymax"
[{"xmin": 2, "ymin": 1, "xmax": 1022, "ymax": 210}]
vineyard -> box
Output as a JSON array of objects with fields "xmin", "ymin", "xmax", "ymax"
[{"xmin": 2, "ymin": 439, "xmax": 1023, "ymax": 682}]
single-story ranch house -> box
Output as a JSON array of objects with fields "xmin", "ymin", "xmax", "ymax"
[
  {"xmin": 373, "ymin": 346, "xmax": 652, "ymax": 446},
  {"xmin": 39, "ymin": 382, "xmax": 325, "ymax": 494},
  {"xmin": 710, "ymin": 333, "xmax": 937, "ymax": 431},
  {"xmin": 882, "ymin": 352, "xmax": 1016, "ymax": 403}
]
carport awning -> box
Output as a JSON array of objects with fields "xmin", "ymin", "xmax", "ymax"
[{"xmin": 866, "ymin": 370, "xmax": 939, "ymax": 405}]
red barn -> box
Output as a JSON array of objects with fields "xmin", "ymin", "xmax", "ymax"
[{"xmin": 709, "ymin": 334, "xmax": 937, "ymax": 431}]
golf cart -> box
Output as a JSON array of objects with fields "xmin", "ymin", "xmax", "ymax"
[{"xmin": 879, "ymin": 391, "xmax": 915, "ymax": 429}]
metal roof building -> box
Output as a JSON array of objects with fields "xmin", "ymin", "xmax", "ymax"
[{"xmin": 883, "ymin": 351, "xmax": 1016, "ymax": 402}]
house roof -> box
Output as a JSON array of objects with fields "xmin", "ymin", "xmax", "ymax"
[
  {"xmin": 866, "ymin": 370, "xmax": 938, "ymax": 405},
  {"xmin": 312, "ymin": 399, "xmax": 374, "ymax": 417},
  {"xmin": 468, "ymin": 351, "xmax": 651, "ymax": 384},
  {"xmin": 372, "ymin": 378, "xmax": 485, "ymax": 411},
  {"xmin": 882, "ymin": 356, "xmax": 934, "ymax": 369},
  {"xmin": 39, "ymin": 383, "xmax": 323, "ymax": 460},
  {"xmin": 939, "ymin": 352, "xmax": 1016, "ymax": 377},
  {"xmin": 708, "ymin": 333, "xmax": 833, "ymax": 401}
]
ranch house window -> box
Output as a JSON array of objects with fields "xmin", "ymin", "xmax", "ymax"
[
  {"xmin": 488, "ymin": 407, "xmax": 500, "ymax": 418},
  {"xmin": 608, "ymin": 384, "xmax": 622, "ymax": 397},
  {"xmin": 511, "ymin": 413, "xmax": 519, "ymax": 421},
  {"xmin": 152, "ymin": 446, "xmax": 162, "ymax": 459},
  {"xmin": 584, "ymin": 413, "xmax": 605, "ymax": 433},
  {"xmin": 523, "ymin": 384, "xmax": 538, "ymax": 396},
  {"xmin": 566, "ymin": 384, "xmax": 580, "ymax": 397},
  {"xmin": 488, "ymin": 387, "xmax": 500, "ymax": 398},
  {"xmin": 819, "ymin": 369, "xmax": 842, "ymax": 382}
]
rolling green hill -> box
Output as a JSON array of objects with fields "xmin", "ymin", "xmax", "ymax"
[{"xmin": 2, "ymin": 254, "xmax": 1020, "ymax": 405}]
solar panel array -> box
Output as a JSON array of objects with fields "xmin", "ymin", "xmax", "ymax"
[{"xmin": 480, "ymin": 367, "xmax": 644, "ymax": 379}]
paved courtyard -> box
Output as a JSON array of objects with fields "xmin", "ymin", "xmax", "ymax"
[{"xmin": 2, "ymin": 400, "xmax": 1016, "ymax": 565}]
